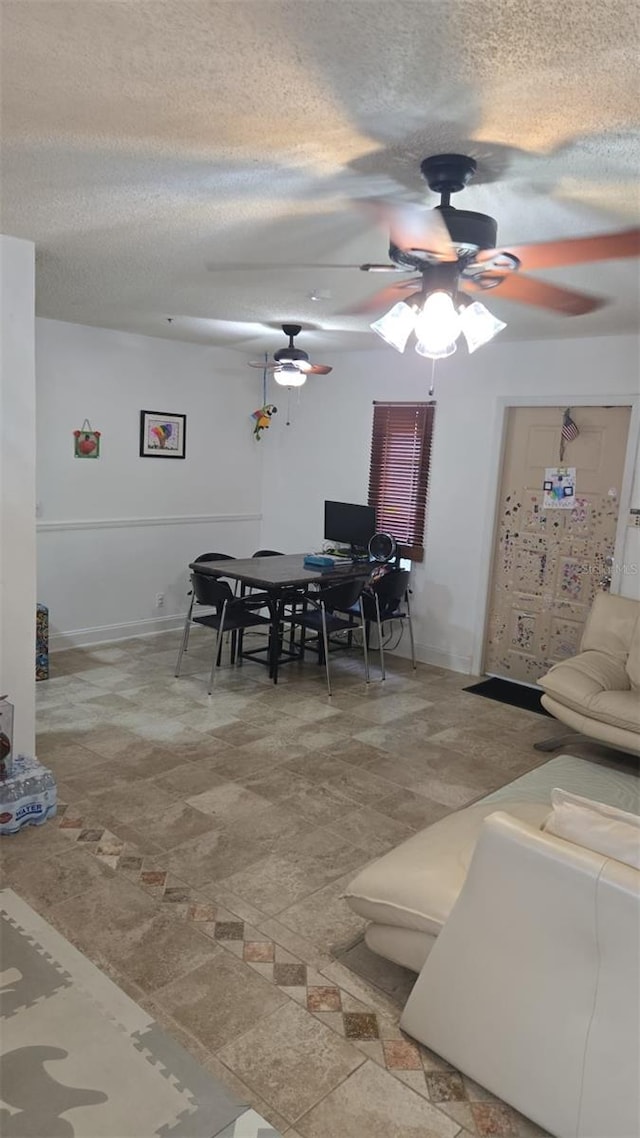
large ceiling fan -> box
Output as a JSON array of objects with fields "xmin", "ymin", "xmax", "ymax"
[
  {"xmin": 352, "ymin": 154, "xmax": 640, "ymax": 359},
  {"xmin": 248, "ymin": 324, "xmax": 333, "ymax": 386}
]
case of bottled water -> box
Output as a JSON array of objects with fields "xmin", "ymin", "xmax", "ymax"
[{"xmin": 0, "ymin": 754, "xmax": 57, "ymax": 835}]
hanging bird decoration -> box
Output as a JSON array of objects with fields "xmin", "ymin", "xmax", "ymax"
[
  {"xmin": 252, "ymin": 403, "xmax": 277, "ymax": 440},
  {"xmin": 250, "ymin": 352, "xmax": 277, "ymax": 440}
]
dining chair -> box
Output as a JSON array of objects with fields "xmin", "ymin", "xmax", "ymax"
[
  {"xmin": 246, "ymin": 548, "xmax": 305, "ymax": 670},
  {"xmin": 362, "ymin": 568, "xmax": 416, "ymax": 679},
  {"xmin": 290, "ymin": 577, "xmax": 370, "ymax": 696},
  {"xmin": 174, "ymin": 571, "xmax": 272, "ymax": 694},
  {"xmin": 178, "ymin": 551, "xmax": 237, "ymax": 658}
]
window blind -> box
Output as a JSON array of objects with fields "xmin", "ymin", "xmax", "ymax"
[{"xmin": 368, "ymin": 401, "xmax": 435, "ymax": 563}]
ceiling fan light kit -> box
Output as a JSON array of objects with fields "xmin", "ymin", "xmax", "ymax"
[
  {"xmin": 370, "ymin": 287, "xmax": 506, "ymax": 359},
  {"xmin": 248, "ymin": 323, "xmax": 332, "ymax": 387},
  {"xmin": 273, "ymin": 362, "xmax": 306, "ymax": 387}
]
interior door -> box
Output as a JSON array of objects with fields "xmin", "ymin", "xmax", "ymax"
[{"xmin": 484, "ymin": 405, "xmax": 631, "ymax": 685}]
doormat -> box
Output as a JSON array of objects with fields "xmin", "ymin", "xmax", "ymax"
[
  {"xmin": 0, "ymin": 888, "xmax": 282, "ymax": 1138},
  {"xmin": 464, "ymin": 676, "xmax": 552, "ymax": 717}
]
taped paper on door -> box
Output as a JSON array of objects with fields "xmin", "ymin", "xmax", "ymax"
[{"xmin": 543, "ymin": 467, "xmax": 576, "ymax": 509}]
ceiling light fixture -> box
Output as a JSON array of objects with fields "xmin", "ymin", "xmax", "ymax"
[
  {"xmin": 273, "ymin": 362, "xmax": 306, "ymax": 387},
  {"xmin": 371, "ymin": 289, "xmax": 505, "ymax": 359},
  {"xmin": 458, "ymin": 299, "xmax": 507, "ymax": 354}
]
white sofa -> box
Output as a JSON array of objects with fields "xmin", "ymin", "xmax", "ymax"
[
  {"xmin": 344, "ymin": 755, "xmax": 640, "ymax": 1138},
  {"xmin": 538, "ymin": 592, "xmax": 640, "ymax": 756}
]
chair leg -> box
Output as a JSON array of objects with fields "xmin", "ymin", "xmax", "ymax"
[
  {"xmin": 174, "ymin": 597, "xmax": 195, "ymax": 677},
  {"xmin": 359, "ymin": 598, "xmax": 370, "ymax": 684},
  {"xmin": 406, "ymin": 590, "xmax": 417, "ymax": 670},
  {"xmin": 320, "ymin": 604, "xmax": 332, "ymax": 697},
  {"xmin": 209, "ymin": 604, "xmax": 227, "ymax": 695},
  {"xmin": 375, "ymin": 594, "xmax": 385, "ymax": 681}
]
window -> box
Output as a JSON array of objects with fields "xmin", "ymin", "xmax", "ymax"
[{"xmin": 368, "ymin": 401, "xmax": 435, "ymax": 563}]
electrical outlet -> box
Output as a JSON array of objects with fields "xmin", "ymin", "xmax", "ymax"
[{"xmin": 155, "ymin": 593, "xmax": 165, "ymax": 608}]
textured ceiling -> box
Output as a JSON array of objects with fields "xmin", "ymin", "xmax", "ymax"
[{"xmin": 2, "ymin": 0, "xmax": 639, "ymax": 355}]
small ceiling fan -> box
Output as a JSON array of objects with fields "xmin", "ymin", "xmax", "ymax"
[
  {"xmin": 248, "ymin": 324, "xmax": 333, "ymax": 386},
  {"xmin": 351, "ymin": 153, "xmax": 640, "ymax": 359}
]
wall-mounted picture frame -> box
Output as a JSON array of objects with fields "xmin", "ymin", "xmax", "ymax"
[{"xmin": 139, "ymin": 410, "xmax": 186, "ymax": 458}]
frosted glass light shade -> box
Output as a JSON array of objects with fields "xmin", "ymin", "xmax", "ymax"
[
  {"xmin": 370, "ymin": 301, "xmax": 417, "ymax": 352},
  {"xmin": 459, "ymin": 300, "xmax": 506, "ymax": 353},
  {"xmin": 413, "ymin": 291, "xmax": 461, "ymax": 358},
  {"xmin": 415, "ymin": 337, "xmax": 457, "ymax": 359},
  {"xmin": 273, "ymin": 364, "xmax": 306, "ymax": 387}
]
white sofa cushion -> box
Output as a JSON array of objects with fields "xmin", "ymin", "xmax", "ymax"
[
  {"xmin": 343, "ymin": 799, "xmax": 549, "ymax": 937},
  {"xmin": 540, "ymin": 650, "xmax": 629, "ymax": 702},
  {"xmin": 544, "ymin": 788, "xmax": 640, "ymax": 870},
  {"xmin": 580, "ymin": 592, "xmax": 639, "ymax": 659},
  {"xmin": 587, "ymin": 689, "xmax": 640, "ymax": 732},
  {"xmin": 539, "ymin": 652, "xmax": 639, "ymax": 732}
]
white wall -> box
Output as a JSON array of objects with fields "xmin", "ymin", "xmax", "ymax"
[
  {"xmin": 35, "ymin": 318, "xmax": 639, "ymax": 667},
  {"xmin": 36, "ymin": 319, "xmax": 264, "ymax": 647},
  {"xmin": 1, "ymin": 235, "xmax": 36, "ymax": 753},
  {"xmin": 261, "ymin": 333, "xmax": 640, "ymax": 674}
]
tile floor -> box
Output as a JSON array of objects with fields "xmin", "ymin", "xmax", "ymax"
[{"xmin": 4, "ymin": 626, "xmax": 609, "ymax": 1137}]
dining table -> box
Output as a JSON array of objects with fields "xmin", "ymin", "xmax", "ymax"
[{"xmin": 189, "ymin": 553, "xmax": 373, "ymax": 683}]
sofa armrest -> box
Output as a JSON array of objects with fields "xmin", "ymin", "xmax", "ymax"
[{"xmin": 400, "ymin": 812, "xmax": 640, "ymax": 1138}]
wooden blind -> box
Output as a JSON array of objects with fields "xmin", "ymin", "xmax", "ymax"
[{"xmin": 368, "ymin": 401, "xmax": 435, "ymax": 563}]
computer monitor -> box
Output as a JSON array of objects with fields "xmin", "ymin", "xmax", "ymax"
[{"xmin": 324, "ymin": 500, "xmax": 376, "ymax": 554}]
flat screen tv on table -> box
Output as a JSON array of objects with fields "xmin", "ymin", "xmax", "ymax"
[{"xmin": 324, "ymin": 500, "xmax": 376, "ymax": 555}]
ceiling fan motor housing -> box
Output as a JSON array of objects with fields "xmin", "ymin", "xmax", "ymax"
[
  {"xmin": 410, "ymin": 153, "xmax": 498, "ymax": 259},
  {"xmin": 275, "ymin": 323, "xmax": 309, "ymax": 364},
  {"xmin": 274, "ymin": 345, "xmax": 309, "ymax": 364}
]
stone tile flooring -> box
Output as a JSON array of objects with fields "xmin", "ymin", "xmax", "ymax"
[{"xmin": 4, "ymin": 627, "xmax": 605, "ymax": 1136}]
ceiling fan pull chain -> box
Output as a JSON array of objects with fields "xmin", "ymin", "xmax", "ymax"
[{"xmin": 429, "ymin": 357, "xmax": 436, "ymax": 397}]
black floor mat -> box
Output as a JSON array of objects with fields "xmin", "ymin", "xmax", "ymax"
[{"xmin": 464, "ymin": 676, "xmax": 552, "ymax": 717}]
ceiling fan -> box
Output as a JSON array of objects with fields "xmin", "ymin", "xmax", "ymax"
[
  {"xmin": 248, "ymin": 324, "xmax": 333, "ymax": 386},
  {"xmin": 352, "ymin": 153, "xmax": 640, "ymax": 359}
]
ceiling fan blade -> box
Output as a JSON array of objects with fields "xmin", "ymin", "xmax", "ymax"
[
  {"xmin": 360, "ymin": 200, "xmax": 456, "ymax": 261},
  {"xmin": 476, "ymin": 228, "xmax": 640, "ymax": 272},
  {"xmin": 345, "ymin": 279, "xmax": 422, "ymax": 315},
  {"xmin": 307, "ymin": 364, "xmax": 333, "ymax": 375},
  {"xmin": 248, "ymin": 360, "xmax": 277, "ymax": 369},
  {"xmin": 464, "ymin": 273, "xmax": 605, "ymax": 315}
]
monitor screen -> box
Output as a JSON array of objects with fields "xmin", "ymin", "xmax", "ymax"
[{"xmin": 324, "ymin": 500, "xmax": 376, "ymax": 550}]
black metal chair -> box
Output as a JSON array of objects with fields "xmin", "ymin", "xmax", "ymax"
[
  {"xmin": 361, "ymin": 568, "xmax": 416, "ymax": 679},
  {"xmin": 244, "ymin": 548, "xmax": 305, "ymax": 673},
  {"xmin": 178, "ymin": 551, "xmax": 238, "ymax": 658},
  {"xmin": 290, "ymin": 577, "xmax": 370, "ymax": 696},
  {"xmin": 175, "ymin": 571, "xmax": 272, "ymax": 694}
]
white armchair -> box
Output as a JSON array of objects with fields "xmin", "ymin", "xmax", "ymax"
[
  {"xmin": 399, "ymin": 811, "xmax": 640, "ymax": 1138},
  {"xmin": 537, "ymin": 593, "xmax": 640, "ymax": 756}
]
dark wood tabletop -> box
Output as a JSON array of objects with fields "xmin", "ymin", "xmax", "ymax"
[{"xmin": 190, "ymin": 553, "xmax": 372, "ymax": 590}]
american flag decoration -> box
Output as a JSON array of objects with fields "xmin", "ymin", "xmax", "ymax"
[{"xmin": 560, "ymin": 407, "xmax": 579, "ymax": 460}]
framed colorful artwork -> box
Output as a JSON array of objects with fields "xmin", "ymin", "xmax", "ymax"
[{"xmin": 139, "ymin": 410, "xmax": 186, "ymax": 458}]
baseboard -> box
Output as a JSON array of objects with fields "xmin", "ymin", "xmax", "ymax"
[
  {"xmin": 50, "ymin": 614, "xmax": 184, "ymax": 651},
  {"xmin": 51, "ymin": 622, "xmax": 473, "ymax": 674},
  {"xmin": 390, "ymin": 638, "xmax": 473, "ymax": 675}
]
